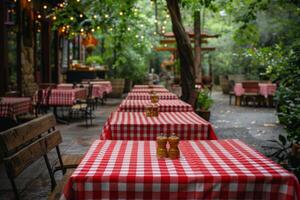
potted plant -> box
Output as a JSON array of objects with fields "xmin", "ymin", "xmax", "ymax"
[{"xmin": 195, "ymin": 89, "xmax": 214, "ymax": 121}]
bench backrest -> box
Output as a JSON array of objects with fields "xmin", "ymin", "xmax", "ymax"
[
  {"xmin": 242, "ymin": 81, "xmax": 259, "ymax": 93},
  {"xmin": 0, "ymin": 114, "xmax": 62, "ymax": 178}
]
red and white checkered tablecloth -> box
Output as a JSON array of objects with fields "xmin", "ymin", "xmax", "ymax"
[
  {"xmin": 90, "ymin": 81, "xmax": 112, "ymax": 94},
  {"xmin": 126, "ymin": 92, "xmax": 178, "ymax": 100},
  {"xmin": 133, "ymin": 84, "xmax": 164, "ymax": 89},
  {"xmin": 101, "ymin": 111, "xmax": 217, "ymax": 140},
  {"xmin": 0, "ymin": 97, "xmax": 32, "ymax": 118},
  {"xmin": 48, "ymin": 88, "xmax": 87, "ymax": 106},
  {"xmin": 234, "ymin": 83, "xmax": 277, "ymax": 97},
  {"xmin": 57, "ymin": 84, "xmax": 106, "ymax": 98},
  {"xmin": 117, "ymin": 99, "xmax": 193, "ymax": 112},
  {"xmin": 131, "ymin": 88, "xmax": 169, "ymax": 93},
  {"xmin": 61, "ymin": 139, "xmax": 300, "ymax": 200}
]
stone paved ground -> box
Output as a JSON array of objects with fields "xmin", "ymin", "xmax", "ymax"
[{"xmin": 0, "ymin": 92, "xmax": 285, "ymax": 199}]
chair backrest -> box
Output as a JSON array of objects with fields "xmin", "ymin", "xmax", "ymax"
[
  {"xmin": 242, "ymin": 81, "xmax": 259, "ymax": 93},
  {"xmin": 0, "ymin": 114, "xmax": 62, "ymax": 178}
]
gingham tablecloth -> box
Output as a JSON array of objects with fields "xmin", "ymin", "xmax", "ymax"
[
  {"xmin": 61, "ymin": 139, "xmax": 300, "ymax": 200},
  {"xmin": 57, "ymin": 84, "xmax": 106, "ymax": 98},
  {"xmin": 133, "ymin": 84, "xmax": 164, "ymax": 89},
  {"xmin": 48, "ymin": 88, "xmax": 87, "ymax": 106},
  {"xmin": 117, "ymin": 99, "xmax": 193, "ymax": 112},
  {"xmin": 0, "ymin": 97, "xmax": 32, "ymax": 118},
  {"xmin": 126, "ymin": 92, "xmax": 178, "ymax": 100},
  {"xmin": 130, "ymin": 88, "xmax": 169, "ymax": 93},
  {"xmin": 90, "ymin": 81, "xmax": 113, "ymax": 94},
  {"xmin": 234, "ymin": 83, "xmax": 277, "ymax": 97},
  {"xmin": 101, "ymin": 111, "xmax": 217, "ymax": 140}
]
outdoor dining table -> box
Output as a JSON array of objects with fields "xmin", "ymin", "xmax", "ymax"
[
  {"xmin": 101, "ymin": 111, "xmax": 217, "ymax": 140},
  {"xmin": 57, "ymin": 83, "xmax": 106, "ymax": 98},
  {"xmin": 89, "ymin": 81, "xmax": 113, "ymax": 94},
  {"xmin": 130, "ymin": 88, "xmax": 169, "ymax": 93},
  {"xmin": 0, "ymin": 97, "xmax": 32, "ymax": 119},
  {"xmin": 126, "ymin": 92, "xmax": 178, "ymax": 100},
  {"xmin": 61, "ymin": 139, "xmax": 300, "ymax": 200},
  {"xmin": 117, "ymin": 99, "xmax": 193, "ymax": 112},
  {"xmin": 133, "ymin": 84, "xmax": 164, "ymax": 89},
  {"xmin": 234, "ymin": 83, "xmax": 277, "ymax": 97},
  {"xmin": 47, "ymin": 88, "xmax": 87, "ymax": 106}
]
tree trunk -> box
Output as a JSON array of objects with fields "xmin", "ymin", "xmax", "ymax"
[
  {"xmin": 194, "ymin": 10, "xmax": 202, "ymax": 83},
  {"xmin": 166, "ymin": 0, "xmax": 195, "ymax": 103}
]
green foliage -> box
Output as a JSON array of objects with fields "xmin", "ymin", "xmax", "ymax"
[
  {"xmin": 86, "ymin": 55, "xmax": 103, "ymax": 65},
  {"xmin": 196, "ymin": 89, "xmax": 214, "ymax": 111},
  {"xmin": 273, "ymin": 45, "xmax": 300, "ymax": 143}
]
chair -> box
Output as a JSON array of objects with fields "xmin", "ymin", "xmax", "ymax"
[
  {"xmin": 69, "ymin": 84, "xmax": 94, "ymax": 127},
  {"xmin": 241, "ymin": 81, "xmax": 260, "ymax": 106},
  {"xmin": 0, "ymin": 114, "xmax": 83, "ymax": 199}
]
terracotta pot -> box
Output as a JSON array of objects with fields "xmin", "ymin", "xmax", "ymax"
[{"xmin": 196, "ymin": 110, "xmax": 211, "ymax": 121}]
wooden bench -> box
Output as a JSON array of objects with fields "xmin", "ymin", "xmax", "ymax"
[{"xmin": 0, "ymin": 114, "xmax": 83, "ymax": 199}]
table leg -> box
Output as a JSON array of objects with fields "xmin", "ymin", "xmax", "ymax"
[{"xmin": 236, "ymin": 96, "xmax": 241, "ymax": 106}]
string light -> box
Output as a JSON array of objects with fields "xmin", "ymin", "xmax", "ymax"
[
  {"xmin": 76, "ymin": 0, "xmax": 80, "ymax": 2},
  {"xmin": 27, "ymin": 0, "xmax": 31, "ymax": 2},
  {"xmin": 97, "ymin": 26, "xmax": 100, "ymax": 30},
  {"xmin": 105, "ymin": 14, "xmax": 109, "ymax": 18},
  {"xmin": 93, "ymin": 15, "xmax": 97, "ymax": 19},
  {"xmin": 91, "ymin": 28, "xmax": 95, "ymax": 32},
  {"xmin": 52, "ymin": 16, "xmax": 57, "ymax": 20},
  {"xmin": 127, "ymin": 27, "xmax": 131, "ymax": 31},
  {"xmin": 153, "ymin": 32, "xmax": 157, "ymax": 35},
  {"xmin": 79, "ymin": 14, "xmax": 83, "ymax": 18},
  {"xmin": 70, "ymin": 16, "xmax": 74, "ymax": 21},
  {"xmin": 80, "ymin": 28, "xmax": 84, "ymax": 32},
  {"xmin": 141, "ymin": 35, "xmax": 144, "ymax": 39},
  {"xmin": 37, "ymin": 14, "xmax": 42, "ymax": 19},
  {"xmin": 43, "ymin": 5, "xmax": 47, "ymax": 9},
  {"xmin": 119, "ymin": 12, "xmax": 123, "ymax": 16},
  {"xmin": 135, "ymin": 35, "xmax": 139, "ymax": 38}
]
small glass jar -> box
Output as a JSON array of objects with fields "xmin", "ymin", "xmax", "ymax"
[
  {"xmin": 168, "ymin": 134, "xmax": 180, "ymax": 159},
  {"xmin": 152, "ymin": 104, "xmax": 159, "ymax": 117},
  {"xmin": 145, "ymin": 105, "xmax": 152, "ymax": 117}
]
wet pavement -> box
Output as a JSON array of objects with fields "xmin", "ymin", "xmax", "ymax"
[{"xmin": 0, "ymin": 92, "xmax": 285, "ymax": 199}]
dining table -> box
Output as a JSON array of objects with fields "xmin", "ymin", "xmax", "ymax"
[
  {"xmin": 101, "ymin": 111, "xmax": 217, "ymax": 140},
  {"xmin": 234, "ymin": 83, "xmax": 277, "ymax": 97},
  {"xmin": 133, "ymin": 84, "xmax": 164, "ymax": 89},
  {"xmin": 57, "ymin": 83, "xmax": 106, "ymax": 98},
  {"xmin": 0, "ymin": 97, "xmax": 32, "ymax": 119},
  {"xmin": 126, "ymin": 92, "xmax": 178, "ymax": 100},
  {"xmin": 47, "ymin": 88, "xmax": 87, "ymax": 106},
  {"xmin": 117, "ymin": 99, "xmax": 193, "ymax": 112},
  {"xmin": 130, "ymin": 88, "xmax": 169, "ymax": 93},
  {"xmin": 61, "ymin": 139, "xmax": 300, "ymax": 200},
  {"xmin": 89, "ymin": 81, "xmax": 113, "ymax": 94}
]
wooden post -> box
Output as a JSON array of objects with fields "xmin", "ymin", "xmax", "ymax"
[
  {"xmin": 194, "ymin": 10, "xmax": 201, "ymax": 83},
  {"xmin": 53, "ymin": 31, "xmax": 59, "ymax": 83},
  {"xmin": 0, "ymin": 0, "xmax": 9, "ymax": 95},
  {"xmin": 16, "ymin": 0, "xmax": 23, "ymax": 93},
  {"xmin": 41, "ymin": 19, "xmax": 51, "ymax": 83}
]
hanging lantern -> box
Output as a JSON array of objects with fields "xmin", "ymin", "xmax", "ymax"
[{"xmin": 82, "ymin": 33, "xmax": 98, "ymax": 54}]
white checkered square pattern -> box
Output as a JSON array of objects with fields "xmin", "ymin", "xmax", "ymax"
[{"xmin": 61, "ymin": 140, "xmax": 300, "ymax": 199}]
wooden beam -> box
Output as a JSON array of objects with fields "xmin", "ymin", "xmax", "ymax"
[{"xmin": 41, "ymin": 19, "xmax": 51, "ymax": 82}]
